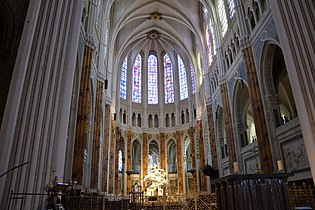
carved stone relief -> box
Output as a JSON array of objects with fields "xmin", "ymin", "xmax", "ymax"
[
  {"xmin": 132, "ymin": 132, "xmax": 142, "ymax": 140},
  {"xmin": 281, "ymin": 139, "xmax": 309, "ymax": 172},
  {"xmin": 245, "ymin": 157, "xmax": 257, "ymax": 174},
  {"xmin": 223, "ymin": 167, "xmax": 230, "ymax": 176}
]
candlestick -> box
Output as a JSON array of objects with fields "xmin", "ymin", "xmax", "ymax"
[
  {"xmin": 277, "ymin": 160, "xmax": 284, "ymax": 172},
  {"xmin": 233, "ymin": 162, "xmax": 239, "ymax": 174}
]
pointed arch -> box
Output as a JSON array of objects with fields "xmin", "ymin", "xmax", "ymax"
[
  {"xmin": 217, "ymin": 0, "xmax": 228, "ymax": 36},
  {"xmin": 148, "ymin": 54, "xmax": 158, "ymax": 104},
  {"xmin": 120, "ymin": 56, "xmax": 128, "ymax": 99},
  {"xmin": 149, "ymin": 140, "xmax": 160, "ymax": 173},
  {"xmin": 164, "ymin": 53, "xmax": 175, "ymax": 103},
  {"xmin": 216, "ymin": 105, "xmax": 228, "ymax": 159},
  {"xmin": 132, "ymin": 139, "xmax": 141, "ymax": 174},
  {"xmin": 178, "ymin": 54, "xmax": 188, "ymax": 100},
  {"xmin": 132, "ymin": 53, "xmax": 142, "ymax": 103},
  {"xmin": 167, "ymin": 139, "xmax": 177, "ymax": 173}
]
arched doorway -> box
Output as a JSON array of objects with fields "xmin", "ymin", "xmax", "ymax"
[
  {"xmin": 167, "ymin": 139, "xmax": 177, "ymax": 193},
  {"xmin": 132, "ymin": 140, "xmax": 141, "ymax": 174},
  {"xmin": 233, "ymin": 79, "xmax": 258, "ymax": 174},
  {"xmin": 261, "ymin": 43, "xmax": 309, "ymax": 176},
  {"xmin": 148, "ymin": 140, "xmax": 159, "ymax": 173},
  {"xmin": 184, "ymin": 136, "xmax": 193, "ymax": 193},
  {"xmin": 215, "ymin": 106, "xmax": 229, "ymax": 175},
  {"xmin": 118, "ymin": 136, "xmax": 125, "ymax": 194}
]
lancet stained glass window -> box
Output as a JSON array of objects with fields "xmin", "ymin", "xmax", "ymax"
[
  {"xmin": 206, "ymin": 25, "xmax": 214, "ymax": 64},
  {"xmin": 132, "ymin": 54, "xmax": 142, "ymax": 103},
  {"xmin": 203, "ymin": 6, "xmax": 216, "ymax": 65},
  {"xmin": 210, "ymin": 17, "xmax": 217, "ymax": 56},
  {"xmin": 203, "ymin": 6, "xmax": 209, "ymax": 17},
  {"xmin": 148, "ymin": 55, "xmax": 158, "ymax": 104},
  {"xmin": 164, "ymin": 54, "xmax": 175, "ymax": 103},
  {"xmin": 120, "ymin": 56, "xmax": 128, "ymax": 99},
  {"xmin": 190, "ymin": 64, "xmax": 196, "ymax": 94},
  {"xmin": 178, "ymin": 55, "xmax": 188, "ymax": 100},
  {"xmin": 95, "ymin": 0, "xmax": 101, "ymax": 29},
  {"xmin": 218, "ymin": 0, "xmax": 228, "ymax": 36},
  {"xmin": 228, "ymin": 0, "xmax": 235, "ymax": 18},
  {"xmin": 118, "ymin": 150, "xmax": 123, "ymax": 173}
]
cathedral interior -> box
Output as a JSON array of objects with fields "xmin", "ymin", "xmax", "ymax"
[{"xmin": 0, "ymin": 0, "xmax": 315, "ymax": 209}]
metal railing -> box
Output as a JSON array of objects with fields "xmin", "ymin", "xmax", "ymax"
[
  {"xmin": 7, "ymin": 181, "xmax": 315, "ymax": 210},
  {"xmin": 288, "ymin": 182, "xmax": 315, "ymax": 210}
]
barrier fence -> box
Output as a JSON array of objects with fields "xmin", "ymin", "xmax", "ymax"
[{"xmin": 7, "ymin": 180, "xmax": 315, "ymax": 209}]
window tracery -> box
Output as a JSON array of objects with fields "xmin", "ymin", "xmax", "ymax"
[
  {"xmin": 227, "ymin": 0, "xmax": 235, "ymax": 18},
  {"xmin": 120, "ymin": 57, "xmax": 128, "ymax": 99},
  {"xmin": 164, "ymin": 54, "xmax": 175, "ymax": 103},
  {"xmin": 190, "ymin": 64, "xmax": 196, "ymax": 94},
  {"xmin": 148, "ymin": 55, "xmax": 158, "ymax": 104},
  {"xmin": 118, "ymin": 150, "xmax": 123, "ymax": 173},
  {"xmin": 132, "ymin": 54, "xmax": 142, "ymax": 103},
  {"xmin": 218, "ymin": 0, "xmax": 228, "ymax": 36},
  {"xmin": 203, "ymin": 6, "xmax": 217, "ymax": 65},
  {"xmin": 178, "ymin": 55, "xmax": 188, "ymax": 100}
]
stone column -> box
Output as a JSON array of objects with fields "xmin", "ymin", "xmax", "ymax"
[
  {"xmin": 207, "ymin": 104, "xmax": 218, "ymax": 169},
  {"xmin": 220, "ymin": 83, "xmax": 236, "ymax": 174},
  {"xmin": 72, "ymin": 45, "xmax": 93, "ymax": 184},
  {"xmin": 72, "ymin": 0, "xmax": 98, "ymax": 186},
  {"xmin": 176, "ymin": 131, "xmax": 184, "ymax": 193},
  {"xmin": 242, "ymin": 45, "xmax": 273, "ymax": 173},
  {"xmin": 197, "ymin": 120, "xmax": 207, "ymax": 191},
  {"xmin": 108, "ymin": 123, "xmax": 117, "ymax": 193},
  {"xmin": 90, "ymin": 81, "xmax": 103, "ymax": 189},
  {"xmin": 102, "ymin": 104, "xmax": 110, "ymax": 192},
  {"xmin": 126, "ymin": 130, "xmax": 132, "ymax": 193},
  {"xmin": 142, "ymin": 133, "xmax": 148, "ymax": 187},
  {"xmin": 173, "ymin": 53, "xmax": 181, "ymax": 125},
  {"xmin": 188, "ymin": 127, "xmax": 197, "ymax": 188},
  {"xmin": 0, "ymin": 1, "xmax": 83, "ymax": 208},
  {"xmin": 114, "ymin": 129, "xmax": 123, "ymax": 194},
  {"xmin": 269, "ymin": 0, "xmax": 315, "ymax": 181},
  {"xmin": 160, "ymin": 133, "xmax": 166, "ymax": 170}
]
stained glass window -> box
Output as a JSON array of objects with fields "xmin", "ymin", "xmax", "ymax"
[
  {"xmin": 164, "ymin": 54, "xmax": 175, "ymax": 103},
  {"xmin": 203, "ymin": 7, "xmax": 209, "ymax": 17},
  {"xmin": 132, "ymin": 54, "xmax": 142, "ymax": 103},
  {"xmin": 118, "ymin": 150, "xmax": 123, "ymax": 173},
  {"xmin": 228, "ymin": 0, "xmax": 235, "ymax": 18},
  {"xmin": 206, "ymin": 25, "xmax": 214, "ymax": 64},
  {"xmin": 218, "ymin": 0, "xmax": 228, "ymax": 36},
  {"xmin": 210, "ymin": 18, "xmax": 216, "ymax": 56},
  {"xmin": 204, "ymin": 6, "xmax": 216, "ymax": 65},
  {"xmin": 120, "ymin": 57, "xmax": 128, "ymax": 99},
  {"xmin": 148, "ymin": 55, "xmax": 158, "ymax": 104},
  {"xmin": 178, "ymin": 55, "xmax": 188, "ymax": 100},
  {"xmin": 96, "ymin": 0, "xmax": 101, "ymax": 29},
  {"xmin": 190, "ymin": 64, "xmax": 196, "ymax": 93}
]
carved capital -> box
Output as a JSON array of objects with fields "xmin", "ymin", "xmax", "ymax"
[
  {"xmin": 239, "ymin": 36, "xmax": 251, "ymax": 50},
  {"xmin": 97, "ymin": 71, "xmax": 105, "ymax": 81},
  {"xmin": 85, "ymin": 33, "xmax": 97, "ymax": 50}
]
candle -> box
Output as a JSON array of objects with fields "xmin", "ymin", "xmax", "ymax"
[
  {"xmin": 233, "ymin": 162, "xmax": 239, "ymax": 173},
  {"xmin": 277, "ymin": 160, "xmax": 284, "ymax": 171}
]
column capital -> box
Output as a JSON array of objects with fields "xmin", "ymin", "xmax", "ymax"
[
  {"xmin": 239, "ymin": 36, "xmax": 251, "ymax": 50},
  {"xmin": 97, "ymin": 71, "xmax": 106, "ymax": 82},
  {"xmin": 85, "ymin": 32, "xmax": 97, "ymax": 50},
  {"xmin": 218, "ymin": 74, "xmax": 226, "ymax": 86}
]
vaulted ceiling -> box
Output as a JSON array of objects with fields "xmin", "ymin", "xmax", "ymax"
[{"xmin": 108, "ymin": 0, "xmax": 208, "ymax": 76}]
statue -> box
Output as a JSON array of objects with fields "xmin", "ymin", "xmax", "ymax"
[{"xmin": 144, "ymin": 164, "xmax": 168, "ymax": 197}]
